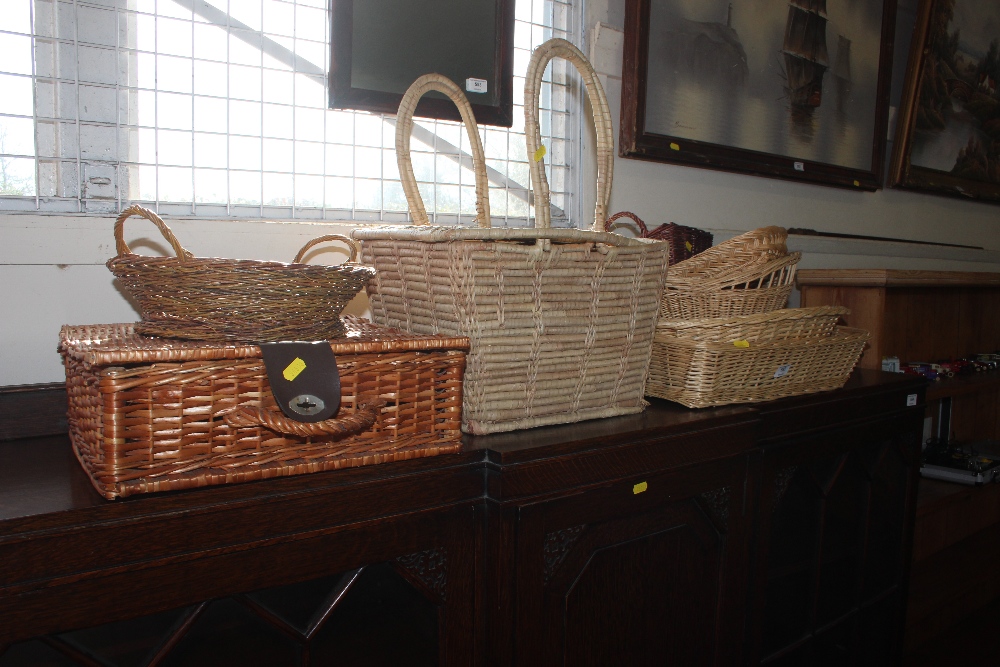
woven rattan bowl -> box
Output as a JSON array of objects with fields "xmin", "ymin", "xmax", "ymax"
[{"xmin": 107, "ymin": 205, "xmax": 376, "ymax": 342}]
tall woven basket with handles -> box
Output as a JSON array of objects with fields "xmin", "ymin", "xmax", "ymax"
[{"xmin": 353, "ymin": 40, "xmax": 669, "ymax": 434}]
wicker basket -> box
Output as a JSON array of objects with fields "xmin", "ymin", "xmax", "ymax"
[
  {"xmin": 657, "ymin": 306, "xmax": 847, "ymax": 342},
  {"xmin": 60, "ymin": 316, "xmax": 467, "ymax": 499},
  {"xmin": 353, "ymin": 41, "xmax": 669, "ymax": 434},
  {"xmin": 604, "ymin": 211, "xmax": 712, "ymax": 265},
  {"xmin": 665, "ymin": 226, "xmax": 790, "ymax": 291},
  {"xmin": 107, "ymin": 205, "xmax": 376, "ymax": 343},
  {"xmin": 645, "ymin": 312, "xmax": 868, "ymax": 408},
  {"xmin": 660, "ymin": 252, "xmax": 800, "ymax": 319}
]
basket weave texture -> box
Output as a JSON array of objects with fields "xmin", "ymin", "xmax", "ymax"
[
  {"xmin": 353, "ymin": 43, "xmax": 669, "ymax": 434},
  {"xmin": 604, "ymin": 211, "xmax": 712, "ymax": 265},
  {"xmin": 660, "ymin": 227, "xmax": 800, "ymax": 319},
  {"xmin": 107, "ymin": 205, "xmax": 376, "ymax": 342},
  {"xmin": 646, "ymin": 307, "xmax": 868, "ymax": 408},
  {"xmin": 60, "ymin": 316, "xmax": 468, "ymax": 499}
]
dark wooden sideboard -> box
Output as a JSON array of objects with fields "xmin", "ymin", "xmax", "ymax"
[{"xmin": 0, "ymin": 370, "xmax": 926, "ymax": 666}]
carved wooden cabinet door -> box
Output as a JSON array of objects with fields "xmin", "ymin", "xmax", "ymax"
[
  {"xmin": 0, "ymin": 500, "xmax": 480, "ymax": 667},
  {"xmin": 747, "ymin": 412, "xmax": 922, "ymax": 666},
  {"xmin": 511, "ymin": 454, "xmax": 751, "ymax": 666}
]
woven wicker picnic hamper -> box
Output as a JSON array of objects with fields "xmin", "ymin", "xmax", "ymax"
[
  {"xmin": 107, "ymin": 205, "xmax": 376, "ymax": 343},
  {"xmin": 60, "ymin": 316, "xmax": 467, "ymax": 499},
  {"xmin": 645, "ymin": 307, "xmax": 868, "ymax": 408},
  {"xmin": 353, "ymin": 40, "xmax": 669, "ymax": 434}
]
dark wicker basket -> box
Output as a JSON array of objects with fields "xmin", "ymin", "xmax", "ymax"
[
  {"xmin": 107, "ymin": 205, "xmax": 376, "ymax": 342},
  {"xmin": 605, "ymin": 211, "xmax": 713, "ymax": 265}
]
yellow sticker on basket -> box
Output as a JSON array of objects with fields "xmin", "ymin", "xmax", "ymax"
[
  {"xmin": 633, "ymin": 481, "xmax": 648, "ymax": 494},
  {"xmin": 282, "ymin": 357, "xmax": 307, "ymax": 382},
  {"xmin": 670, "ymin": 142, "xmax": 680, "ymax": 151},
  {"xmin": 685, "ymin": 241, "xmax": 693, "ymax": 252},
  {"xmin": 533, "ymin": 145, "xmax": 547, "ymax": 162},
  {"xmin": 733, "ymin": 340, "xmax": 750, "ymax": 348},
  {"xmin": 853, "ymin": 180, "xmax": 861, "ymax": 187}
]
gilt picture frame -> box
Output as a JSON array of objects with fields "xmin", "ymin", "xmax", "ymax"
[
  {"xmin": 890, "ymin": 0, "xmax": 1000, "ymax": 203},
  {"xmin": 620, "ymin": 0, "xmax": 898, "ymax": 190}
]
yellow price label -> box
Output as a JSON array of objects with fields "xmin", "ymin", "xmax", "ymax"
[
  {"xmin": 685, "ymin": 241, "xmax": 693, "ymax": 252},
  {"xmin": 733, "ymin": 340, "xmax": 750, "ymax": 349},
  {"xmin": 533, "ymin": 145, "xmax": 547, "ymax": 162},
  {"xmin": 669, "ymin": 142, "xmax": 680, "ymax": 151},
  {"xmin": 282, "ymin": 357, "xmax": 307, "ymax": 381},
  {"xmin": 853, "ymin": 180, "xmax": 861, "ymax": 187},
  {"xmin": 633, "ymin": 481, "xmax": 648, "ymax": 494}
]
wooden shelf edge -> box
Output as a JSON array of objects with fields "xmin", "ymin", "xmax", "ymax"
[
  {"xmin": 797, "ymin": 269, "xmax": 1000, "ymax": 288},
  {"xmin": 924, "ymin": 372, "xmax": 1000, "ymax": 402}
]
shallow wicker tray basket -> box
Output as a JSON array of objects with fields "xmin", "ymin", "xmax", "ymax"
[
  {"xmin": 646, "ymin": 308, "xmax": 868, "ymax": 408},
  {"xmin": 353, "ymin": 40, "xmax": 669, "ymax": 434},
  {"xmin": 649, "ymin": 226, "xmax": 800, "ymax": 321},
  {"xmin": 107, "ymin": 205, "xmax": 376, "ymax": 342},
  {"xmin": 60, "ymin": 316, "xmax": 468, "ymax": 499}
]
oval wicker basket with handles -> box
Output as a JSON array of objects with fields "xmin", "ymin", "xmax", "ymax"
[
  {"xmin": 353, "ymin": 40, "xmax": 669, "ymax": 435},
  {"xmin": 604, "ymin": 211, "xmax": 712, "ymax": 265},
  {"xmin": 107, "ymin": 205, "xmax": 376, "ymax": 342}
]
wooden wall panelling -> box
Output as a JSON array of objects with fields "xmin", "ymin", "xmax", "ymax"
[
  {"xmin": 958, "ymin": 287, "xmax": 1000, "ymax": 356},
  {"xmin": 882, "ymin": 288, "xmax": 964, "ymax": 363},
  {"xmin": 948, "ymin": 386, "xmax": 1000, "ymax": 442},
  {"xmin": 799, "ymin": 286, "xmax": 886, "ymax": 369}
]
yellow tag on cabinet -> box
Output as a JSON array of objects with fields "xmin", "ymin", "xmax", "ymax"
[
  {"xmin": 733, "ymin": 340, "xmax": 750, "ymax": 348},
  {"xmin": 633, "ymin": 481, "xmax": 648, "ymax": 494},
  {"xmin": 533, "ymin": 145, "xmax": 547, "ymax": 162},
  {"xmin": 282, "ymin": 357, "xmax": 307, "ymax": 381}
]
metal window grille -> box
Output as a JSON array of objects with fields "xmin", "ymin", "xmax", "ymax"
[{"xmin": 0, "ymin": 0, "xmax": 580, "ymax": 226}]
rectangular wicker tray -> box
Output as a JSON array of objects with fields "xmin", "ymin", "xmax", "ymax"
[
  {"xmin": 60, "ymin": 316, "xmax": 468, "ymax": 499},
  {"xmin": 646, "ymin": 325, "xmax": 869, "ymax": 409}
]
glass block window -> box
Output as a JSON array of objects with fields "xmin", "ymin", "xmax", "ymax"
[{"xmin": 0, "ymin": 0, "xmax": 580, "ymax": 226}]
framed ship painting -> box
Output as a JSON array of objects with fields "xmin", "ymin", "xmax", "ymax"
[
  {"xmin": 890, "ymin": 0, "xmax": 1000, "ymax": 203},
  {"xmin": 620, "ymin": 0, "xmax": 898, "ymax": 190}
]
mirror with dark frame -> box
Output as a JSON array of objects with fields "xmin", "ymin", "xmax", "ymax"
[{"xmin": 329, "ymin": 0, "xmax": 515, "ymax": 127}]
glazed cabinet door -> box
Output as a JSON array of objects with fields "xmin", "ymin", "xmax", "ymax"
[
  {"xmin": 747, "ymin": 412, "xmax": 922, "ymax": 666},
  {"xmin": 511, "ymin": 455, "xmax": 750, "ymax": 666}
]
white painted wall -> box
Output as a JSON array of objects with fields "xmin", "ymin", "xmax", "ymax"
[{"xmin": 2, "ymin": 0, "xmax": 999, "ymax": 386}]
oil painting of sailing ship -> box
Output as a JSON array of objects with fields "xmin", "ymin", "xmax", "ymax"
[
  {"xmin": 635, "ymin": 0, "xmax": 894, "ymax": 187},
  {"xmin": 782, "ymin": 0, "xmax": 829, "ymax": 109},
  {"xmin": 892, "ymin": 0, "xmax": 1000, "ymax": 201}
]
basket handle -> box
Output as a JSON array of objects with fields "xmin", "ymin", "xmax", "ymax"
[
  {"xmin": 396, "ymin": 74, "xmax": 491, "ymax": 228},
  {"xmin": 292, "ymin": 234, "xmax": 361, "ymax": 264},
  {"xmin": 525, "ymin": 38, "xmax": 614, "ymax": 232},
  {"xmin": 223, "ymin": 394, "xmax": 385, "ymax": 438},
  {"xmin": 604, "ymin": 211, "xmax": 649, "ymax": 237},
  {"xmin": 113, "ymin": 204, "xmax": 194, "ymax": 260}
]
